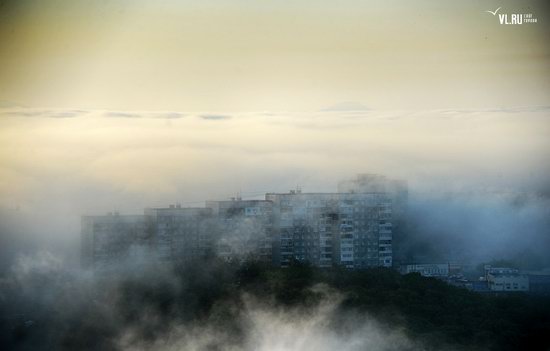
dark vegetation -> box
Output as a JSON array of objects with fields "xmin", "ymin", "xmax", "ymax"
[
  {"xmin": 236, "ymin": 260, "xmax": 550, "ymax": 351},
  {"xmin": 1, "ymin": 258, "xmax": 550, "ymax": 350}
]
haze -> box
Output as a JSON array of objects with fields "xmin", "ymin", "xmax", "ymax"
[
  {"xmin": 0, "ymin": 0, "xmax": 549, "ymax": 266},
  {"xmin": 0, "ymin": 0, "xmax": 549, "ymax": 111}
]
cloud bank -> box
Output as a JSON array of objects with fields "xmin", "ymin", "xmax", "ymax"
[{"xmin": 0, "ymin": 107, "xmax": 549, "ymax": 267}]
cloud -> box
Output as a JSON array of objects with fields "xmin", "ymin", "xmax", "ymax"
[
  {"xmin": 321, "ymin": 101, "xmax": 370, "ymax": 112},
  {"xmin": 0, "ymin": 109, "xmax": 187, "ymax": 120},
  {"xmin": 0, "ymin": 109, "xmax": 48, "ymax": 117},
  {"xmin": 48, "ymin": 110, "xmax": 88, "ymax": 118},
  {"xmin": 0, "ymin": 109, "xmax": 88, "ymax": 118},
  {"xmin": 104, "ymin": 111, "xmax": 188, "ymax": 119},
  {"xmin": 104, "ymin": 111, "xmax": 143, "ymax": 118},
  {"xmin": 199, "ymin": 114, "xmax": 232, "ymax": 120},
  {"xmin": 148, "ymin": 112, "xmax": 185, "ymax": 119},
  {"xmin": 440, "ymin": 106, "xmax": 550, "ymax": 115}
]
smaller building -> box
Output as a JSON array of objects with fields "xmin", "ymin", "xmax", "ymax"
[
  {"xmin": 400, "ymin": 263, "xmax": 452, "ymax": 277},
  {"xmin": 486, "ymin": 267, "xmax": 529, "ymax": 292},
  {"xmin": 469, "ymin": 280, "xmax": 491, "ymax": 293}
]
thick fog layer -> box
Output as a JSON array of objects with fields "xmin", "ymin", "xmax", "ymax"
[
  {"xmin": 402, "ymin": 192, "xmax": 550, "ymax": 267},
  {"xmin": 0, "ymin": 252, "xmax": 434, "ymax": 351},
  {"xmin": 1, "ymin": 107, "xmax": 549, "ymax": 267}
]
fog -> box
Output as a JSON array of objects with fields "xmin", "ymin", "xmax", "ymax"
[
  {"xmin": 0, "ymin": 251, "xmax": 433, "ymax": 351},
  {"xmin": 1, "ymin": 106, "xmax": 549, "ymax": 268},
  {"xmin": 1, "ymin": 107, "xmax": 549, "ymax": 350},
  {"xmin": 1, "ymin": 1, "xmax": 549, "ymax": 349},
  {"xmin": 401, "ymin": 191, "xmax": 550, "ymax": 267}
]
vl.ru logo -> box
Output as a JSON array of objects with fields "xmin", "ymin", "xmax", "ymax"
[{"xmin": 485, "ymin": 7, "xmax": 538, "ymax": 25}]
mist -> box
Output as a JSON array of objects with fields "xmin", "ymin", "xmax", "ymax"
[
  {"xmin": 1, "ymin": 107, "xmax": 549, "ymax": 268},
  {"xmin": 0, "ymin": 250, "xmax": 471, "ymax": 351},
  {"xmin": 1, "ymin": 1, "xmax": 549, "ymax": 349},
  {"xmin": 400, "ymin": 191, "xmax": 550, "ymax": 267}
]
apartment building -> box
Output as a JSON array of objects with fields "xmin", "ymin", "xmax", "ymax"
[
  {"xmin": 266, "ymin": 191, "xmax": 392, "ymax": 268},
  {"xmin": 81, "ymin": 213, "xmax": 150, "ymax": 270},
  {"xmin": 338, "ymin": 174, "xmax": 406, "ymax": 266},
  {"xmin": 144, "ymin": 206, "xmax": 215, "ymax": 262},
  {"xmin": 82, "ymin": 176, "xmax": 396, "ymax": 270}
]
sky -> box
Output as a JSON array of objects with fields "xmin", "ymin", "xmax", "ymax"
[
  {"xmin": 0, "ymin": 0, "xmax": 549, "ymax": 111},
  {"xmin": 0, "ymin": 107, "xmax": 548, "ymax": 212},
  {"xmin": 1, "ymin": 5, "xmax": 550, "ymax": 350},
  {"xmin": 0, "ymin": 1, "xmax": 549, "ymax": 264}
]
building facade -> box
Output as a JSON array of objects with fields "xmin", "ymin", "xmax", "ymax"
[
  {"xmin": 400, "ymin": 263, "xmax": 451, "ymax": 277},
  {"xmin": 206, "ymin": 199, "xmax": 274, "ymax": 262},
  {"xmin": 144, "ymin": 206, "xmax": 215, "ymax": 262},
  {"xmin": 82, "ymin": 177, "xmax": 396, "ymax": 271},
  {"xmin": 486, "ymin": 267, "xmax": 529, "ymax": 292},
  {"xmin": 337, "ymin": 174, "xmax": 406, "ymax": 265},
  {"xmin": 266, "ymin": 191, "xmax": 392, "ymax": 268},
  {"xmin": 81, "ymin": 213, "xmax": 150, "ymax": 270}
]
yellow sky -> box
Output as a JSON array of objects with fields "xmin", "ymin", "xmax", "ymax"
[
  {"xmin": 1, "ymin": 0, "xmax": 549, "ymax": 111},
  {"xmin": 0, "ymin": 108, "xmax": 549, "ymax": 214},
  {"xmin": 0, "ymin": 0, "xmax": 549, "ymax": 216}
]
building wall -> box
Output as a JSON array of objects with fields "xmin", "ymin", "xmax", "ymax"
[
  {"xmin": 144, "ymin": 207, "xmax": 214, "ymax": 262},
  {"xmin": 82, "ymin": 187, "xmax": 395, "ymax": 270},
  {"xmin": 486, "ymin": 268, "xmax": 529, "ymax": 292},
  {"xmin": 337, "ymin": 174, "xmax": 406, "ymax": 266},
  {"xmin": 206, "ymin": 200, "xmax": 274, "ymax": 262},
  {"xmin": 487, "ymin": 273, "xmax": 529, "ymax": 292},
  {"xmin": 401, "ymin": 263, "xmax": 450, "ymax": 277},
  {"xmin": 266, "ymin": 192, "xmax": 392, "ymax": 268},
  {"xmin": 81, "ymin": 214, "xmax": 150, "ymax": 270},
  {"xmin": 528, "ymin": 274, "xmax": 550, "ymax": 295}
]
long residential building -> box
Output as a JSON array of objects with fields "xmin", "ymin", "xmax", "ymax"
[{"xmin": 82, "ymin": 178, "xmax": 396, "ymax": 270}]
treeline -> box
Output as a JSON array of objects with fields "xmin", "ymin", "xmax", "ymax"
[
  {"xmin": 234, "ymin": 260, "xmax": 550, "ymax": 351},
  {"xmin": 2, "ymin": 258, "xmax": 550, "ymax": 350}
]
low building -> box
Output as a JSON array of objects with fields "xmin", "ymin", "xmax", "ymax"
[
  {"xmin": 525, "ymin": 270, "xmax": 550, "ymax": 295},
  {"xmin": 486, "ymin": 267, "xmax": 529, "ymax": 292},
  {"xmin": 469, "ymin": 280, "xmax": 491, "ymax": 293},
  {"xmin": 400, "ymin": 263, "xmax": 451, "ymax": 277}
]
